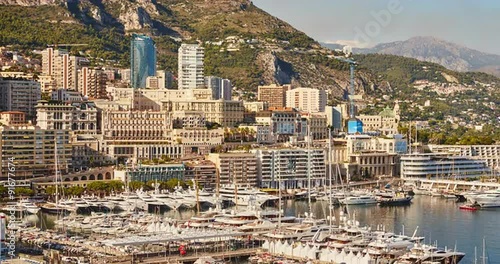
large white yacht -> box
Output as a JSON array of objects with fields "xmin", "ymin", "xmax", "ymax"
[
  {"xmin": 339, "ymin": 195, "xmax": 378, "ymax": 205},
  {"xmin": 218, "ymin": 185, "xmax": 278, "ymax": 207},
  {"xmin": 469, "ymin": 189, "xmax": 500, "ymax": 208}
]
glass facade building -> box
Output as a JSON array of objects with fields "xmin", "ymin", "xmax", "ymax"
[{"xmin": 130, "ymin": 34, "xmax": 156, "ymax": 88}]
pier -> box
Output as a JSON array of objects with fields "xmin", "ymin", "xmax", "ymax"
[
  {"xmin": 407, "ymin": 178, "xmax": 500, "ymax": 191},
  {"xmin": 95, "ymin": 248, "xmax": 261, "ymax": 264}
]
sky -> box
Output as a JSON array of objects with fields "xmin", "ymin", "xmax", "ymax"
[{"xmin": 251, "ymin": 0, "xmax": 500, "ymax": 54}]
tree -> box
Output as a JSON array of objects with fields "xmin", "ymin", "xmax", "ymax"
[
  {"xmin": 14, "ymin": 187, "xmax": 34, "ymax": 197},
  {"xmin": 0, "ymin": 186, "xmax": 7, "ymax": 197},
  {"xmin": 128, "ymin": 181, "xmax": 144, "ymax": 191}
]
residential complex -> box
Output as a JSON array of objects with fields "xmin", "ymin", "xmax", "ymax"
[
  {"xmin": 206, "ymin": 153, "xmax": 258, "ymax": 186},
  {"xmin": 178, "ymin": 44, "xmax": 204, "ymax": 90},
  {"xmin": 41, "ymin": 48, "xmax": 85, "ymax": 91},
  {"xmin": 253, "ymin": 148, "xmax": 326, "ymax": 189},
  {"xmin": 205, "ymin": 76, "xmax": 232, "ymax": 100},
  {"xmin": 257, "ymin": 84, "xmax": 292, "ymax": 108},
  {"xmin": 0, "ymin": 125, "xmax": 71, "ymax": 180},
  {"xmin": 286, "ymin": 87, "xmax": 327, "ymax": 113},
  {"xmin": 427, "ymin": 144, "xmax": 499, "ymax": 172},
  {"xmin": 0, "ymin": 78, "xmax": 41, "ymax": 120}
]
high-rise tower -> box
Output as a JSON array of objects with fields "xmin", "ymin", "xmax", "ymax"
[
  {"xmin": 130, "ymin": 34, "xmax": 156, "ymax": 88},
  {"xmin": 178, "ymin": 44, "xmax": 204, "ymax": 90}
]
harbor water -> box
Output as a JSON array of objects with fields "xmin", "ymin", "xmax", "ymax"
[{"xmin": 31, "ymin": 195, "xmax": 499, "ymax": 263}]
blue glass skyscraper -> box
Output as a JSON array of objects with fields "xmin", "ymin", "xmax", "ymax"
[{"xmin": 130, "ymin": 34, "xmax": 156, "ymax": 88}]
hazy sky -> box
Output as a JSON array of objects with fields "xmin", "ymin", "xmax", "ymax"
[{"xmin": 252, "ymin": 0, "xmax": 500, "ymax": 54}]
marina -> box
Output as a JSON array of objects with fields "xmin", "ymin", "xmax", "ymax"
[{"xmin": 4, "ymin": 189, "xmax": 499, "ymax": 263}]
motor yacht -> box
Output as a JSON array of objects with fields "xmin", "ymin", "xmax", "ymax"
[{"xmin": 340, "ymin": 195, "xmax": 378, "ymax": 205}]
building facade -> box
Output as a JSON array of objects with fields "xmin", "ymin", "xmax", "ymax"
[
  {"xmin": 131, "ymin": 34, "xmax": 156, "ymax": 88},
  {"xmin": 427, "ymin": 144, "xmax": 500, "ymax": 173},
  {"xmin": 78, "ymin": 67, "xmax": 107, "ymax": 99},
  {"xmin": 184, "ymin": 160, "xmax": 217, "ymax": 188},
  {"xmin": 257, "ymin": 84, "xmax": 292, "ymax": 108},
  {"xmin": 358, "ymin": 105, "xmax": 400, "ymax": 136},
  {"xmin": 0, "ymin": 78, "xmax": 41, "ymax": 120},
  {"xmin": 163, "ymin": 100, "xmax": 244, "ymax": 127},
  {"xmin": 253, "ymin": 148, "xmax": 326, "ymax": 189},
  {"xmin": 114, "ymin": 164, "xmax": 185, "ymax": 183},
  {"xmin": 0, "ymin": 125, "xmax": 71, "ymax": 180},
  {"xmin": 178, "ymin": 44, "xmax": 204, "ymax": 90},
  {"xmin": 400, "ymin": 153, "xmax": 490, "ymax": 180},
  {"xmin": 347, "ymin": 151, "xmax": 398, "ymax": 179},
  {"xmin": 325, "ymin": 105, "xmax": 344, "ymax": 132},
  {"xmin": 206, "ymin": 153, "xmax": 258, "ymax": 187},
  {"xmin": 36, "ymin": 100, "xmax": 98, "ymax": 134},
  {"xmin": 41, "ymin": 48, "xmax": 84, "ymax": 90},
  {"xmin": 0, "ymin": 111, "xmax": 26, "ymax": 125},
  {"xmin": 205, "ymin": 76, "xmax": 232, "ymax": 100},
  {"xmin": 51, "ymin": 89, "xmax": 83, "ymax": 102},
  {"xmin": 286, "ymin": 87, "xmax": 327, "ymax": 113}
]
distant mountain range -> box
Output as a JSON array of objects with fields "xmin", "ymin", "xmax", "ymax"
[{"xmin": 322, "ymin": 36, "xmax": 500, "ymax": 77}]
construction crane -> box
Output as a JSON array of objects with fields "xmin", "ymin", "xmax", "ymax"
[{"xmin": 335, "ymin": 56, "xmax": 357, "ymax": 119}]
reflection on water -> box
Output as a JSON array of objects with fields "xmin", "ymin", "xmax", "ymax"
[
  {"xmin": 283, "ymin": 196, "xmax": 499, "ymax": 264},
  {"xmin": 27, "ymin": 196, "xmax": 499, "ymax": 263}
]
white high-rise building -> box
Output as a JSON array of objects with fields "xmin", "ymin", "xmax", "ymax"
[
  {"xmin": 286, "ymin": 87, "xmax": 327, "ymax": 113},
  {"xmin": 178, "ymin": 44, "xmax": 204, "ymax": 90}
]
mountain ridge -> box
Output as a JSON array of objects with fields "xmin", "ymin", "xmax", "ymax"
[
  {"xmin": 323, "ymin": 36, "xmax": 500, "ymax": 77},
  {"xmin": 0, "ymin": 0, "xmax": 498, "ymax": 124}
]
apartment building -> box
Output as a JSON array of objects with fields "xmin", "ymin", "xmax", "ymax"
[
  {"xmin": 41, "ymin": 48, "xmax": 84, "ymax": 90},
  {"xmin": 253, "ymin": 148, "xmax": 326, "ymax": 189},
  {"xmin": 286, "ymin": 87, "xmax": 327, "ymax": 113},
  {"xmin": 184, "ymin": 160, "xmax": 217, "ymax": 188},
  {"xmin": 0, "ymin": 78, "xmax": 41, "ymax": 120},
  {"xmin": 257, "ymin": 84, "xmax": 292, "ymax": 108},
  {"xmin": 206, "ymin": 153, "xmax": 258, "ymax": 187},
  {"xmin": 178, "ymin": 44, "xmax": 204, "ymax": 90},
  {"xmin": 0, "ymin": 125, "xmax": 71, "ymax": 180},
  {"xmin": 78, "ymin": 67, "xmax": 107, "ymax": 99},
  {"xmin": 427, "ymin": 144, "xmax": 500, "ymax": 171},
  {"xmin": 0, "ymin": 111, "xmax": 26, "ymax": 125}
]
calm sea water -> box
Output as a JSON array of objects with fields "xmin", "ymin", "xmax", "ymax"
[
  {"xmin": 32, "ymin": 196, "xmax": 499, "ymax": 264},
  {"xmin": 286, "ymin": 196, "xmax": 500, "ymax": 264}
]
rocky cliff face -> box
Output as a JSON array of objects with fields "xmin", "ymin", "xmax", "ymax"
[{"xmin": 0, "ymin": 0, "xmax": 60, "ymax": 5}]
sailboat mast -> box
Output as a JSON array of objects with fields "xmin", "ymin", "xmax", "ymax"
[
  {"xmin": 328, "ymin": 129, "xmax": 333, "ymax": 230},
  {"xmin": 475, "ymin": 246, "xmax": 477, "ymax": 264},
  {"xmin": 276, "ymin": 151, "xmax": 281, "ymax": 229},
  {"xmin": 54, "ymin": 137, "xmax": 59, "ymax": 206},
  {"xmin": 409, "ymin": 121, "xmax": 412, "ymax": 155},
  {"xmin": 307, "ymin": 122, "xmax": 312, "ymax": 215},
  {"xmin": 482, "ymin": 237, "xmax": 486, "ymax": 264}
]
